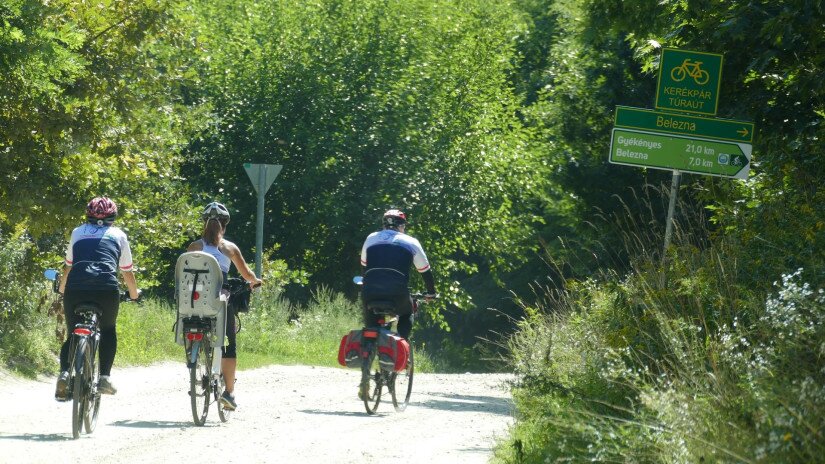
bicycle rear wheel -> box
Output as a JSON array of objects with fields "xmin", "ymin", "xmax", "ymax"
[
  {"xmin": 71, "ymin": 338, "xmax": 88, "ymax": 439},
  {"xmin": 360, "ymin": 343, "xmax": 383, "ymax": 415},
  {"xmin": 83, "ymin": 340, "xmax": 101, "ymax": 433},
  {"xmin": 391, "ymin": 345, "xmax": 414, "ymax": 412},
  {"xmin": 189, "ymin": 340, "xmax": 211, "ymax": 426}
]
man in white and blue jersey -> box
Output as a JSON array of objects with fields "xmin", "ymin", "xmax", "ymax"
[{"xmin": 359, "ymin": 209, "xmax": 437, "ymax": 340}]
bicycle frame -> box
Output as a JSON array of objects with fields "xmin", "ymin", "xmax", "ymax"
[
  {"xmin": 182, "ymin": 314, "xmax": 232, "ymax": 425},
  {"xmin": 66, "ymin": 307, "xmax": 102, "ymax": 439},
  {"xmin": 359, "ymin": 297, "xmax": 422, "ymax": 415}
]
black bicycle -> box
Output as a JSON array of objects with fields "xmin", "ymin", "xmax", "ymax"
[
  {"xmin": 183, "ymin": 277, "xmax": 254, "ymax": 425},
  {"xmin": 358, "ymin": 292, "xmax": 433, "ymax": 415},
  {"xmin": 45, "ymin": 269, "xmax": 139, "ymax": 439}
]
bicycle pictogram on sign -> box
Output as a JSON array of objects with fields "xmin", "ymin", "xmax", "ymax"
[{"xmin": 670, "ymin": 59, "xmax": 710, "ymax": 85}]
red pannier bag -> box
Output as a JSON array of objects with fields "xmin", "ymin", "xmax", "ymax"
[
  {"xmin": 338, "ymin": 329, "xmax": 365, "ymax": 368},
  {"xmin": 377, "ymin": 329, "xmax": 410, "ymax": 373}
]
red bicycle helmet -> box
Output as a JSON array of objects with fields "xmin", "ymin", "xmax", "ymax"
[
  {"xmin": 86, "ymin": 197, "xmax": 118, "ymax": 224},
  {"xmin": 382, "ymin": 209, "xmax": 407, "ymax": 228}
]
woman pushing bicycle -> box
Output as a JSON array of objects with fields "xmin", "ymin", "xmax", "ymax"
[
  {"xmin": 186, "ymin": 201, "xmax": 262, "ymax": 411},
  {"xmin": 55, "ymin": 197, "xmax": 141, "ymax": 400}
]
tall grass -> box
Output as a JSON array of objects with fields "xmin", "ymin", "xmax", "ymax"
[
  {"xmin": 495, "ymin": 187, "xmax": 825, "ymax": 463},
  {"xmin": 116, "ymin": 284, "xmax": 438, "ymax": 372}
]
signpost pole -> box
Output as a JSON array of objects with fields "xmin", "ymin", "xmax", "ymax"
[
  {"xmin": 663, "ymin": 170, "xmax": 681, "ymax": 257},
  {"xmin": 255, "ymin": 166, "xmax": 266, "ymax": 277},
  {"xmin": 243, "ymin": 162, "xmax": 282, "ymax": 279}
]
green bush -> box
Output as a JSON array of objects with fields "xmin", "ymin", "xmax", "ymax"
[
  {"xmin": 0, "ymin": 231, "xmax": 61, "ymax": 376},
  {"xmin": 498, "ymin": 246, "xmax": 825, "ymax": 463}
]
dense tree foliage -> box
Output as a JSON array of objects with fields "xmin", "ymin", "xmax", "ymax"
[
  {"xmin": 0, "ymin": 0, "xmax": 204, "ymax": 284},
  {"xmin": 181, "ymin": 0, "xmax": 548, "ymax": 316}
]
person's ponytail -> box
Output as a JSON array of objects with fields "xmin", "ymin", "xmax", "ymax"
[{"xmin": 202, "ymin": 218, "xmax": 224, "ymax": 246}]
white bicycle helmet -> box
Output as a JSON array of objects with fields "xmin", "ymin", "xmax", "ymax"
[{"xmin": 201, "ymin": 201, "xmax": 230, "ymax": 223}]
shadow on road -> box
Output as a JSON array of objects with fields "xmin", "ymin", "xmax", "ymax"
[
  {"xmin": 110, "ymin": 419, "xmax": 194, "ymax": 429},
  {"xmin": 0, "ymin": 433, "xmax": 71, "ymax": 442},
  {"xmin": 297, "ymin": 409, "xmax": 378, "ymax": 417},
  {"xmin": 415, "ymin": 393, "xmax": 512, "ymax": 416}
]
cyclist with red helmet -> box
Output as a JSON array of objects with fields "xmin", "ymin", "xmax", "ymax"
[
  {"xmin": 186, "ymin": 201, "xmax": 262, "ymax": 411},
  {"xmin": 55, "ymin": 197, "xmax": 140, "ymax": 400},
  {"xmin": 359, "ymin": 208, "xmax": 437, "ymax": 342}
]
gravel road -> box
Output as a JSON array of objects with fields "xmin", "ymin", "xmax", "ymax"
[{"xmin": 0, "ymin": 363, "xmax": 513, "ymax": 464}]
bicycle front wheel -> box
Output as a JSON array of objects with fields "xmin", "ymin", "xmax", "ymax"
[
  {"xmin": 217, "ymin": 374, "xmax": 232, "ymax": 423},
  {"xmin": 391, "ymin": 345, "xmax": 414, "ymax": 412},
  {"xmin": 71, "ymin": 338, "xmax": 88, "ymax": 439},
  {"xmin": 360, "ymin": 343, "xmax": 382, "ymax": 415},
  {"xmin": 84, "ymin": 339, "xmax": 101, "ymax": 433},
  {"xmin": 189, "ymin": 340, "xmax": 211, "ymax": 426}
]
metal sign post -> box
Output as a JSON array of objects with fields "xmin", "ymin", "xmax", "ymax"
[
  {"xmin": 663, "ymin": 170, "xmax": 682, "ymax": 255},
  {"xmin": 243, "ymin": 163, "xmax": 283, "ymax": 277}
]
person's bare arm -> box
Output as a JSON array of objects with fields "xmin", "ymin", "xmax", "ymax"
[
  {"xmin": 225, "ymin": 241, "xmax": 262, "ymax": 287},
  {"xmin": 121, "ymin": 270, "xmax": 140, "ymax": 300}
]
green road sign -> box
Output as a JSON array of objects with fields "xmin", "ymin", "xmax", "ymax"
[
  {"xmin": 609, "ymin": 128, "xmax": 751, "ymax": 179},
  {"xmin": 656, "ymin": 48, "xmax": 723, "ymax": 116},
  {"xmin": 615, "ymin": 106, "xmax": 754, "ymax": 143}
]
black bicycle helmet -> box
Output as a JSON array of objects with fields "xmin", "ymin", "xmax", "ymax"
[{"xmin": 201, "ymin": 201, "xmax": 230, "ymax": 223}]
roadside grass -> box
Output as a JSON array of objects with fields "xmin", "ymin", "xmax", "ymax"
[
  {"xmin": 494, "ymin": 195, "xmax": 825, "ymax": 463},
  {"xmin": 117, "ymin": 285, "xmax": 438, "ymax": 373}
]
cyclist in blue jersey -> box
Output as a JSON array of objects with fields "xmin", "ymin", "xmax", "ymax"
[
  {"xmin": 360, "ymin": 209, "xmax": 437, "ymax": 341},
  {"xmin": 56, "ymin": 197, "xmax": 141, "ymax": 400},
  {"xmin": 186, "ymin": 201, "xmax": 262, "ymax": 411}
]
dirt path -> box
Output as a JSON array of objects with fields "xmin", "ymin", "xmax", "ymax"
[{"xmin": 0, "ymin": 363, "xmax": 513, "ymax": 463}]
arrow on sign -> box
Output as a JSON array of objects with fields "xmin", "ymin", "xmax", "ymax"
[{"xmin": 737, "ymin": 127, "xmax": 749, "ymax": 138}]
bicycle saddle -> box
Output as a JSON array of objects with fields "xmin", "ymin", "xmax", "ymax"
[
  {"xmin": 73, "ymin": 302, "xmax": 102, "ymax": 315},
  {"xmin": 367, "ymin": 300, "xmax": 397, "ymax": 314}
]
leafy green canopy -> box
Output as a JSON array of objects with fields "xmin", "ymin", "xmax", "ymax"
[
  {"xmin": 183, "ymin": 0, "xmax": 548, "ymax": 311},
  {"xmin": 0, "ymin": 0, "xmax": 204, "ymax": 284}
]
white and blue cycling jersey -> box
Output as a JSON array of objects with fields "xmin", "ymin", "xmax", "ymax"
[
  {"xmin": 64, "ymin": 223, "xmax": 134, "ymax": 291},
  {"xmin": 360, "ymin": 229, "xmax": 430, "ymax": 279}
]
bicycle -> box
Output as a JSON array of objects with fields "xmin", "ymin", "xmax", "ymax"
[
  {"xmin": 354, "ymin": 279, "xmax": 434, "ymax": 415},
  {"xmin": 183, "ymin": 277, "xmax": 253, "ymax": 425},
  {"xmin": 670, "ymin": 58, "xmax": 710, "ymax": 85},
  {"xmin": 45, "ymin": 269, "xmax": 139, "ymax": 439}
]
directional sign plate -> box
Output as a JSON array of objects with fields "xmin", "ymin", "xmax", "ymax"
[
  {"xmin": 656, "ymin": 48, "xmax": 723, "ymax": 116},
  {"xmin": 609, "ymin": 128, "xmax": 751, "ymax": 179},
  {"xmin": 615, "ymin": 106, "xmax": 754, "ymax": 143},
  {"xmin": 244, "ymin": 163, "xmax": 282, "ymax": 194}
]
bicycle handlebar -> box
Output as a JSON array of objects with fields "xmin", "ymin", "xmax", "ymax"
[{"xmin": 120, "ymin": 289, "xmax": 143, "ymax": 303}]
